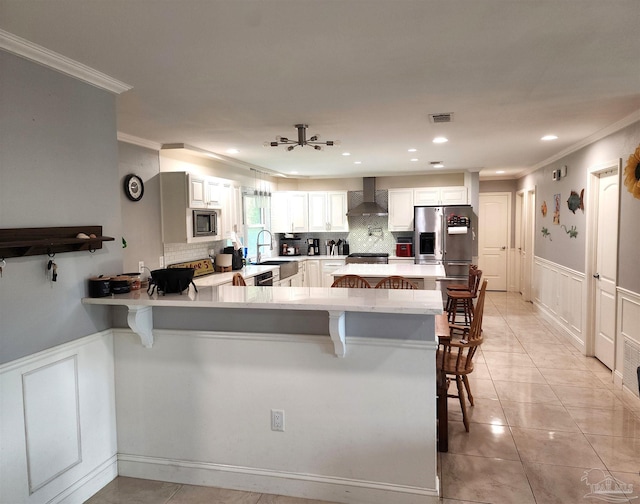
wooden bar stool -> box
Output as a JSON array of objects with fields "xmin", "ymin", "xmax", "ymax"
[
  {"xmin": 331, "ymin": 275, "xmax": 371, "ymax": 288},
  {"xmin": 446, "ymin": 269, "xmax": 481, "ymax": 325},
  {"xmin": 374, "ymin": 275, "xmax": 418, "ymax": 289},
  {"xmin": 447, "ymin": 264, "xmax": 478, "ymax": 291}
]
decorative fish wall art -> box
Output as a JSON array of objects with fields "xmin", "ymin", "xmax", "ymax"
[
  {"xmin": 541, "ymin": 201, "xmax": 547, "ymax": 217},
  {"xmin": 567, "ymin": 189, "xmax": 585, "ymax": 214}
]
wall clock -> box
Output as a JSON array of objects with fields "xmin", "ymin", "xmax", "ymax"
[{"xmin": 124, "ymin": 174, "xmax": 144, "ymax": 202}]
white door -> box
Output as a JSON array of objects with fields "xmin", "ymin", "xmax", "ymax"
[
  {"xmin": 515, "ymin": 192, "xmax": 523, "ymax": 294},
  {"xmin": 478, "ymin": 193, "xmax": 510, "ymax": 291},
  {"xmin": 594, "ymin": 171, "xmax": 619, "ymax": 369},
  {"xmin": 521, "ymin": 189, "xmax": 535, "ymax": 301}
]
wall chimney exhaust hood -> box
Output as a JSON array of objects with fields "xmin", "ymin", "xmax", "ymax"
[{"xmin": 346, "ymin": 177, "xmax": 388, "ymax": 217}]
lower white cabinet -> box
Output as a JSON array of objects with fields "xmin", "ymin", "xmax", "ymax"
[
  {"xmin": 321, "ymin": 259, "xmax": 346, "ymax": 288},
  {"xmin": 305, "ymin": 260, "xmax": 321, "ymax": 287}
]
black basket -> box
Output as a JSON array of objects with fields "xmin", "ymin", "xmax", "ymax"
[{"xmin": 148, "ymin": 268, "xmax": 197, "ymax": 295}]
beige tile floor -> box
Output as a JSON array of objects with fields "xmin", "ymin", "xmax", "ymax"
[{"xmin": 86, "ymin": 292, "xmax": 640, "ymax": 504}]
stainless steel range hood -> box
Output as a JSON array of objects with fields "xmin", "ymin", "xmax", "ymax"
[{"xmin": 346, "ymin": 177, "xmax": 388, "ymax": 217}]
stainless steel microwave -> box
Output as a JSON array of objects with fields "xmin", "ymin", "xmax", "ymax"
[{"xmin": 193, "ymin": 209, "xmax": 219, "ymax": 237}]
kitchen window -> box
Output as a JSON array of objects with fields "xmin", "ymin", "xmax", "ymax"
[{"xmin": 243, "ymin": 191, "xmax": 271, "ymax": 262}]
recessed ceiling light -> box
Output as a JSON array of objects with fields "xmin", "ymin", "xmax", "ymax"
[
  {"xmin": 432, "ymin": 163, "xmax": 444, "ymax": 168},
  {"xmin": 342, "ymin": 152, "xmax": 351, "ymax": 156},
  {"xmin": 496, "ymin": 170, "xmax": 505, "ymax": 174},
  {"xmin": 408, "ymin": 148, "xmax": 417, "ymax": 152},
  {"xmin": 433, "ymin": 137, "xmax": 448, "ymax": 144},
  {"xmin": 410, "ymin": 158, "xmax": 419, "ymax": 162},
  {"xmin": 354, "ymin": 161, "xmax": 362, "ymax": 165},
  {"xmin": 541, "ymin": 135, "xmax": 558, "ymax": 141},
  {"xmin": 226, "ymin": 148, "xmax": 239, "ymax": 154}
]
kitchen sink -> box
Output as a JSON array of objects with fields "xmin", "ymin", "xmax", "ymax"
[{"xmin": 257, "ymin": 260, "xmax": 299, "ymax": 280}]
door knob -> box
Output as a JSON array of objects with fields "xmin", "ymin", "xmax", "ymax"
[
  {"xmin": 593, "ymin": 273, "xmax": 600, "ymax": 279},
  {"xmin": 501, "ymin": 246, "xmax": 506, "ymax": 250}
]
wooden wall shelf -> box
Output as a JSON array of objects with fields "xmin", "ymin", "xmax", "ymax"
[{"xmin": 0, "ymin": 226, "xmax": 114, "ymax": 258}]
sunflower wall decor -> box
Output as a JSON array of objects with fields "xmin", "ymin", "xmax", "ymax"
[{"xmin": 624, "ymin": 143, "xmax": 640, "ymax": 199}]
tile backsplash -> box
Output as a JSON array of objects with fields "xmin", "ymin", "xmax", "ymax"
[{"xmin": 163, "ymin": 240, "xmax": 226, "ymax": 265}]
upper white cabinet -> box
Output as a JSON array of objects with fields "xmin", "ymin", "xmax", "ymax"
[
  {"xmin": 308, "ymin": 191, "xmax": 349, "ymax": 232},
  {"xmin": 388, "ymin": 189, "xmax": 415, "ymax": 231},
  {"xmin": 189, "ymin": 174, "xmax": 222, "ymax": 208},
  {"xmin": 418, "ymin": 186, "xmax": 467, "ymax": 206},
  {"xmin": 271, "ymin": 191, "xmax": 309, "ymax": 233},
  {"xmin": 388, "ymin": 186, "xmax": 468, "ymax": 231},
  {"xmin": 438, "ymin": 186, "xmax": 468, "ymax": 206},
  {"xmin": 220, "ymin": 182, "xmax": 243, "ymax": 239},
  {"xmin": 189, "ymin": 175, "xmax": 206, "ymax": 208}
]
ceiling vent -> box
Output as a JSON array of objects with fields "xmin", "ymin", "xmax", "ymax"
[{"xmin": 428, "ymin": 113, "xmax": 453, "ymax": 123}]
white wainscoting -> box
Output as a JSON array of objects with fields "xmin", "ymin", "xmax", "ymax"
[
  {"xmin": 0, "ymin": 331, "xmax": 117, "ymax": 504},
  {"xmin": 533, "ymin": 257, "xmax": 586, "ymax": 352},
  {"xmin": 114, "ymin": 328, "xmax": 439, "ymax": 504},
  {"xmin": 617, "ymin": 287, "xmax": 640, "ymax": 396}
]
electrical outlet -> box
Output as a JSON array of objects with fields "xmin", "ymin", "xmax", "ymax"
[
  {"xmin": 271, "ymin": 409, "xmax": 285, "ymax": 432},
  {"xmin": 138, "ymin": 261, "xmax": 144, "ymax": 273},
  {"xmin": 159, "ymin": 256, "xmax": 164, "ymax": 268}
]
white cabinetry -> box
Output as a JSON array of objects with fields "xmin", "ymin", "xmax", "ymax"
[
  {"xmin": 162, "ymin": 172, "xmax": 239, "ymax": 243},
  {"xmin": 388, "ymin": 189, "xmax": 414, "ymax": 231},
  {"xmin": 415, "ymin": 186, "xmax": 467, "ymax": 206},
  {"xmin": 308, "ymin": 192, "xmax": 349, "ymax": 232},
  {"xmin": 221, "ymin": 182, "xmax": 243, "ymax": 239},
  {"xmin": 321, "ymin": 259, "xmax": 346, "ymax": 288},
  {"xmin": 271, "ymin": 192, "xmax": 309, "ymax": 233},
  {"xmin": 189, "ymin": 174, "xmax": 222, "ymax": 208},
  {"xmin": 305, "ymin": 260, "xmax": 321, "ymax": 287},
  {"xmin": 388, "ymin": 186, "xmax": 468, "ymax": 231}
]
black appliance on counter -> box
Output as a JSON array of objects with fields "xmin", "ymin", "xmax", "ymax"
[
  {"xmin": 223, "ymin": 246, "xmax": 244, "ymax": 270},
  {"xmin": 307, "ymin": 238, "xmax": 320, "ymax": 256},
  {"xmin": 345, "ymin": 253, "xmax": 389, "ymax": 264}
]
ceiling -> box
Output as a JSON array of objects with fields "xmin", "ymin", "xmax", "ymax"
[{"xmin": 1, "ymin": 1, "xmax": 639, "ymax": 180}]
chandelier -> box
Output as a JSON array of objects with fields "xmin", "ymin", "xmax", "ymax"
[{"xmin": 265, "ymin": 124, "xmax": 339, "ymax": 151}]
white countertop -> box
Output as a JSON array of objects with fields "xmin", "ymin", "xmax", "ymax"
[
  {"xmin": 83, "ymin": 285, "xmax": 443, "ymax": 315},
  {"xmin": 193, "ymin": 264, "xmax": 279, "ymax": 287},
  {"xmin": 331, "ymin": 263, "xmax": 446, "ymax": 279}
]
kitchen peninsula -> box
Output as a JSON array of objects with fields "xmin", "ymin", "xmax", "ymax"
[{"xmin": 82, "ymin": 286, "xmax": 442, "ymax": 503}]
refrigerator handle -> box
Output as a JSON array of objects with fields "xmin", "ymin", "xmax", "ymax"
[{"xmin": 440, "ymin": 213, "xmax": 445, "ymax": 255}]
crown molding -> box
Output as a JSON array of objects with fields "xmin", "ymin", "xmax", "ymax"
[
  {"xmin": 523, "ymin": 109, "xmax": 640, "ymax": 176},
  {"xmin": 117, "ymin": 132, "xmax": 162, "ymax": 151},
  {"xmin": 0, "ymin": 29, "xmax": 132, "ymax": 94},
  {"xmin": 160, "ymin": 143, "xmax": 279, "ymax": 175}
]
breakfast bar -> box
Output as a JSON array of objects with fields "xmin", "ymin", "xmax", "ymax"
[{"xmin": 82, "ymin": 286, "xmax": 443, "ymax": 503}]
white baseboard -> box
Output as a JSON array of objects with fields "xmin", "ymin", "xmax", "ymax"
[
  {"xmin": 55, "ymin": 456, "xmax": 117, "ymax": 504},
  {"xmin": 535, "ymin": 302, "xmax": 586, "ymax": 353},
  {"xmin": 118, "ymin": 454, "xmax": 439, "ymax": 504}
]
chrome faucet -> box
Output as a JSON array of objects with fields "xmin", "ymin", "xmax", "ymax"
[{"xmin": 256, "ymin": 229, "xmax": 273, "ymax": 264}]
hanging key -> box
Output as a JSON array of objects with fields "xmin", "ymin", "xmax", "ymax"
[{"xmin": 52, "ymin": 262, "xmax": 58, "ymax": 282}]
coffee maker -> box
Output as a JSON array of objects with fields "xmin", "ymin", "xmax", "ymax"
[{"xmin": 307, "ymin": 238, "xmax": 320, "ymax": 256}]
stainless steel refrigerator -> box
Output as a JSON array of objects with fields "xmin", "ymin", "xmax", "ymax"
[{"xmin": 413, "ymin": 205, "xmax": 475, "ymax": 292}]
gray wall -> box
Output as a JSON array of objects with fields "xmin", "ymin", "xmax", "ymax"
[
  {"xmin": 0, "ymin": 51, "xmax": 122, "ymax": 364},
  {"xmin": 518, "ymin": 120, "xmax": 640, "ymax": 292},
  {"xmin": 118, "ymin": 142, "xmax": 164, "ymax": 273}
]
